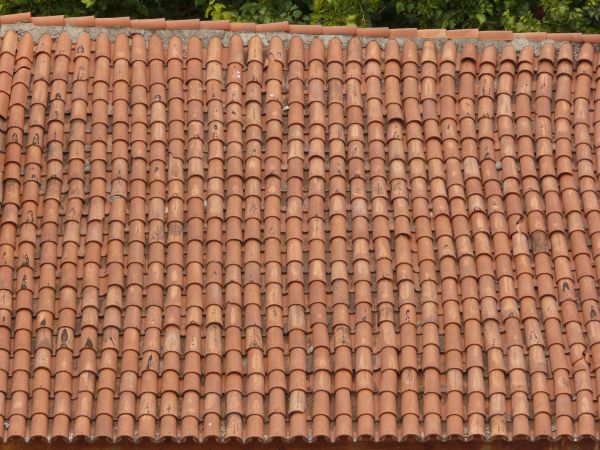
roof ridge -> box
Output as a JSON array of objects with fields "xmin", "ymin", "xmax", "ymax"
[{"xmin": 0, "ymin": 12, "xmax": 599, "ymax": 43}]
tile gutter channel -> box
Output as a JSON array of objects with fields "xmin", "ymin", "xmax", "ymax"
[{"xmin": 0, "ymin": 22, "xmax": 587, "ymax": 55}]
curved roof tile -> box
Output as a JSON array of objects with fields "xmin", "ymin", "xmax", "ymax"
[
  {"xmin": 0, "ymin": 17, "xmax": 597, "ymax": 444},
  {"xmin": 0, "ymin": 13, "xmax": 597, "ymax": 41}
]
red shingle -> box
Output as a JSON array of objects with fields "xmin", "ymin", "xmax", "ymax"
[{"xmin": 0, "ymin": 20, "xmax": 600, "ymax": 445}]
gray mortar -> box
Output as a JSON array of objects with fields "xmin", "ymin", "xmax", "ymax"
[{"xmin": 0, "ymin": 22, "xmax": 588, "ymax": 56}]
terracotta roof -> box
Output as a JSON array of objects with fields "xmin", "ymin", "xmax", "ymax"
[
  {"xmin": 0, "ymin": 12, "xmax": 599, "ymax": 42},
  {"xmin": 1, "ymin": 15, "xmax": 600, "ymax": 444}
]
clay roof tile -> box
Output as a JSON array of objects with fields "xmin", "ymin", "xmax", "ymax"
[
  {"xmin": 148, "ymin": 34, "xmax": 164, "ymax": 61},
  {"xmin": 15, "ymin": 33, "xmax": 34, "ymax": 62},
  {"xmin": 0, "ymin": 12, "xmax": 31, "ymax": 24},
  {"xmin": 447, "ymin": 28, "xmax": 478, "ymax": 38},
  {"xmin": 256, "ymin": 21, "xmax": 288, "ymax": 32},
  {"xmin": 199, "ymin": 19, "xmax": 229, "ymax": 29},
  {"xmin": 165, "ymin": 19, "xmax": 201, "ymax": 29},
  {"xmin": 384, "ymin": 39, "xmax": 401, "ymax": 63},
  {"xmin": 479, "ymin": 30, "xmax": 512, "ymax": 39},
  {"xmin": 289, "ymin": 24, "xmax": 322, "ymax": 34},
  {"xmin": 323, "ymin": 25, "xmax": 356, "ymax": 34},
  {"xmin": 579, "ymin": 42, "xmax": 595, "ymax": 64},
  {"xmin": 401, "ymin": 40, "xmax": 418, "ymax": 65},
  {"xmin": 461, "ymin": 42, "xmax": 477, "ymax": 61},
  {"xmin": 518, "ymin": 45, "xmax": 535, "ymax": 64},
  {"xmin": 440, "ymin": 40, "xmax": 456, "ymax": 62},
  {"xmin": 583, "ymin": 34, "xmax": 600, "ymax": 43},
  {"xmin": 131, "ymin": 18, "xmax": 165, "ymax": 29},
  {"xmin": 94, "ymin": 16, "xmax": 129, "ymax": 27},
  {"xmin": 287, "ymin": 36, "xmax": 305, "ymax": 63},
  {"xmin": 539, "ymin": 43, "xmax": 556, "ymax": 63},
  {"xmin": 230, "ymin": 22, "xmax": 255, "ymax": 32},
  {"xmin": 113, "ymin": 33, "xmax": 131, "ymax": 60},
  {"xmin": 247, "ymin": 35, "xmax": 263, "ymax": 62},
  {"xmin": 357, "ymin": 27, "xmax": 389, "ymax": 37},
  {"xmin": 480, "ymin": 45, "xmax": 497, "ymax": 65},
  {"xmin": 187, "ymin": 36, "xmax": 203, "ymax": 60},
  {"xmin": 558, "ymin": 42, "xmax": 574, "ymax": 62},
  {"xmin": 500, "ymin": 44, "xmax": 517, "ymax": 63},
  {"xmin": 418, "ymin": 28, "xmax": 446, "ymax": 38},
  {"xmin": 130, "ymin": 33, "xmax": 147, "ymax": 62},
  {"xmin": 308, "ymin": 38, "xmax": 325, "ymax": 62},
  {"xmin": 0, "ymin": 19, "xmax": 598, "ymax": 445},
  {"xmin": 326, "ymin": 37, "xmax": 344, "ymax": 63},
  {"xmin": 94, "ymin": 32, "xmax": 111, "ymax": 56},
  {"xmin": 65, "ymin": 15, "xmax": 95, "ymax": 26},
  {"xmin": 420, "ymin": 40, "xmax": 437, "ymax": 63},
  {"xmin": 390, "ymin": 27, "xmax": 417, "ymax": 38},
  {"xmin": 31, "ymin": 14, "xmax": 64, "ymax": 26}
]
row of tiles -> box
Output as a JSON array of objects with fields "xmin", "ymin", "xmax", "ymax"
[
  {"xmin": 0, "ymin": 12, "xmax": 599, "ymax": 42},
  {"xmin": 0, "ymin": 30, "xmax": 600, "ymax": 443}
]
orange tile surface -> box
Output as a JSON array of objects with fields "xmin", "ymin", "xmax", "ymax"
[{"xmin": 0, "ymin": 18, "xmax": 599, "ymax": 444}]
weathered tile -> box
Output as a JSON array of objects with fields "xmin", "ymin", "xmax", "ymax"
[{"xmin": 0, "ymin": 17, "xmax": 599, "ymax": 445}]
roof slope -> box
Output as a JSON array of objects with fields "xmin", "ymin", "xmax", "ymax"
[{"xmin": 0, "ymin": 19, "xmax": 599, "ymax": 444}]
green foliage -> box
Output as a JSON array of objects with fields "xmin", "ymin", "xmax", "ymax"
[
  {"xmin": 0, "ymin": 0, "xmax": 599, "ymax": 31},
  {"xmin": 77, "ymin": 0, "xmax": 147, "ymax": 17},
  {"xmin": 391, "ymin": 0, "xmax": 539, "ymax": 30},
  {"xmin": 202, "ymin": 0, "xmax": 309, "ymax": 22},
  {"xmin": 538, "ymin": 0, "xmax": 600, "ymax": 32},
  {"xmin": 0, "ymin": 0, "xmax": 86, "ymax": 16},
  {"xmin": 0, "ymin": 0, "xmax": 200, "ymax": 18},
  {"xmin": 311, "ymin": 0, "xmax": 380, "ymax": 25},
  {"xmin": 500, "ymin": 9, "xmax": 543, "ymax": 32},
  {"xmin": 389, "ymin": 0, "xmax": 600, "ymax": 32},
  {"xmin": 394, "ymin": 0, "xmax": 489, "ymax": 28}
]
